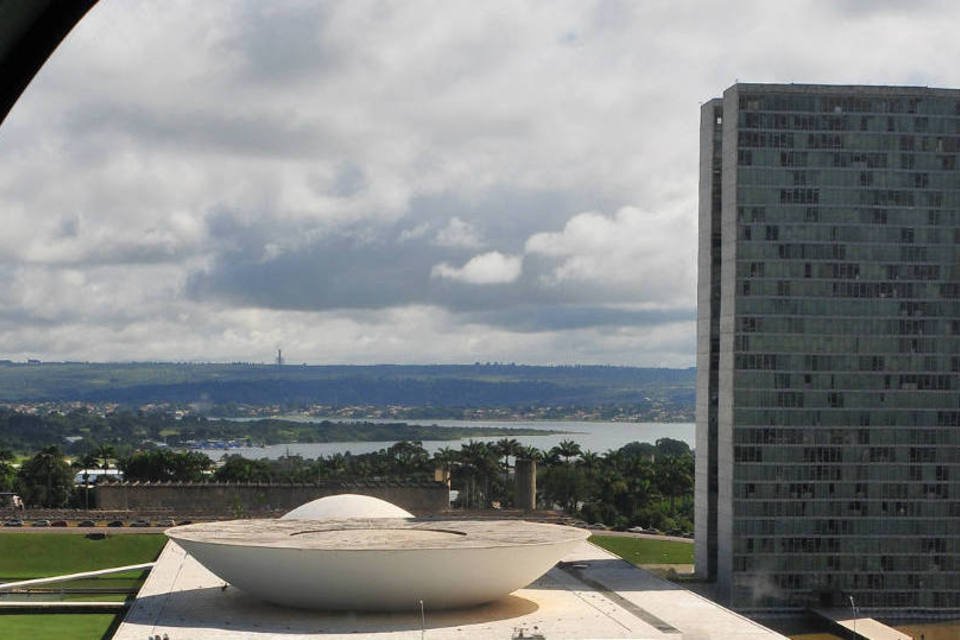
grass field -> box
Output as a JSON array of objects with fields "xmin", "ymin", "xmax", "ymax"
[
  {"xmin": 0, "ymin": 533, "xmax": 166, "ymax": 580},
  {"xmin": 588, "ymin": 535, "xmax": 694, "ymax": 566},
  {"xmin": 0, "ymin": 533, "xmax": 167, "ymax": 640},
  {"xmin": 0, "ymin": 614, "xmax": 118, "ymax": 640}
]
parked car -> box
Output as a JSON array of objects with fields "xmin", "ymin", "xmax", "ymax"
[
  {"xmin": 156, "ymin": 518, "xmax": 176, "ymax": 527},
  {"xmin": 77, "ymin": 519, "xmax": 97, "ymax": 527},
  {"xmin": 50, "ymin": 520, "xmax": 68, "ymax": 527},
  {"xmin": 3, "ymin": 519, "xmax": 23, "ymax": 527},
  {"xmin": 31, "ymin": 519, "xmax": 50, "ymax": 527},
  {"xmin": 130, "ymin": 519, "xmax": 152, "ymax": 527},
  {"xmin": 106, "ymin": 520, "xmax": 125, "ymax": 527},
  {"xmin": 626, "ymin": 526, "xmax": 646, "ymax": 533}
]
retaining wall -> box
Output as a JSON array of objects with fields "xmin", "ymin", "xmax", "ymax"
[{"xmin": 93, "ymin": 481, "xmax": 449, "ymax": 515}]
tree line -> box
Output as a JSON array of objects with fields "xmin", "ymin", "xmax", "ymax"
[
  {"xmin": 0, "ymin": 407, "xmax": 559, "ymax": 455},
  {"xmin": 2, "ymin": 438, "xmax": 693, "ymax": 533}
]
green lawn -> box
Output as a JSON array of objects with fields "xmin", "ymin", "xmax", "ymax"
[
  {"xmin": 0, "ymin": 614, "xmax": 117, "ymax": 640},
  {"xmin": 0, "ymin": 534, "xmax": 166, "ymax": 580},
  {"xmin": 0, "ymin": 533, "xmax": 168, "ymax": 640},
  {"xmin": 589, "ymin": 535, "xmax": 694, "ymax": 565}
]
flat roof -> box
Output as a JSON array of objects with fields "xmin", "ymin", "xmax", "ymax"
[
  {"xmin": 115, "ymin": 537, "xmax": 788, "ymax": 639},
  {"xmin": 166, "ymin": 518, "xmax": 588, "ymax": 550}
]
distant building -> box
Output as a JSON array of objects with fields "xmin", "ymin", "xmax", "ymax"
[
  {"xmin": 697, "ymin": 83, "xmax": 960, "ymax": 614},
  {"xmin": 73, "ymin": 468, "xmax": 123, "ymax": 486}
]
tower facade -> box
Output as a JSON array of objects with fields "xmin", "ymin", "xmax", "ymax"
[{"xmin": 696, "ymin": 84, "xmax": 960, "ymax": 614}]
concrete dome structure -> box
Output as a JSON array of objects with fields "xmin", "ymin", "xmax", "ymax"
[
  {"xmin": 280, "ymin": 494, "xmax": 414, "ymax": 520},
  {"xmin": 165, "ymin": 518, "xmax": 588, "ymax": 611}
]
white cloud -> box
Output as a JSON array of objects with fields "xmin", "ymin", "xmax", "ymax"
[
  {"xmin": 432, "ymin": 217, "xmax": 483, "ymax": 248},
  {"xmin": 525, "ymin": 206, "xmax": 696, "ymax": 306},
  {"xmin": 431, "ymin": 251, "xmax": 522, "ymax": 285}
]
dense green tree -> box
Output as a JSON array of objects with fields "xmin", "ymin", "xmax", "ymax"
[
  {"xmin": 15, "ymin": 446, "xmax": 73, "ymax": 507},
  {"xmin": 214, "ymin": 455, "xmax": 275, "ymax": 483},
  {"xmin": 385, "ymin": 440, "xmax": 429, "ymax": 474},
  {"xmin": 540, "ymin": 463, "xmax": 591, "ymax": 513},
  {"xmin": 654, "ymin": 437, "xmax": 691, "ymax": 458},
  {"xmin": 0, "ymin": 448, "xmax": 15, "ymax": 492},
  {"xmin": 121, "ymin": 449, "xmax": 212, "ymax": 482}
]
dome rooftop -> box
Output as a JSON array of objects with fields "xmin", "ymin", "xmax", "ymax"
[{"xmin": 280, "ymin": 493, "xmax": 414, "ymax": 520}]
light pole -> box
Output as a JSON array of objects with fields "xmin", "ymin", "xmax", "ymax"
[{"xmin": 848, "ymin": 595, "xmax": 858, "ymax": 636}]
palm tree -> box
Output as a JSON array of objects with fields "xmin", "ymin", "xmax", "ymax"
[
  {"xmin": 94, "ymin": 444, "xmax": 115, "ymax": 470},
  {"xmin": 493, "ymin": 438, "xmax": 523, "ymax": 505},
  {"xmin": 577, "ymin": 450, "xmax": 601, "ymax": 471},
  {"xmin": 458, "ymin": 441, "xmax": 499, "ymax": 509},
  {"xmin": 552, "ymin": 439, "xmax": 582, "ymax": 464},
  {"xmin": 517, "ymin": 445, "xmax": 543, "ymax": 463}
]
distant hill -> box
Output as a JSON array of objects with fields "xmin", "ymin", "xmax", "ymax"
[{"xmin": 0, "ymin": 362, "xmax": 695, "ymax": 415}]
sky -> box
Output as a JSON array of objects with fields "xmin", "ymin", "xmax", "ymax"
[{"xmin": 1, "ymin": 0, "xmax": 959, "ymax": 366}]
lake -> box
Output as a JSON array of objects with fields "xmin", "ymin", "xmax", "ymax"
[{"xmin": 192, "ymin": 419, "xmax": 695, "ymax": 461}]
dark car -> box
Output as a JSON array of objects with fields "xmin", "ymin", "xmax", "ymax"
[
  {"xmin": 130, "ymin": 519, "xmax": 152, "ymax": 527},
  {"xmin": 77, "ymin": 519, "xmax": 97, "ymax": 527},
  {"xmin": 50, "ymin": 520, "xmax": 68, "ymax": 527},
  {"xmin": 106, "ymin": 520, "xmax": 125, "ymax": 527}
]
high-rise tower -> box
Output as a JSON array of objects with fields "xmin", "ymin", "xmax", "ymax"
[{"xmin": 696, "ymin": 84, "xmax": 960, "ymax": 614}]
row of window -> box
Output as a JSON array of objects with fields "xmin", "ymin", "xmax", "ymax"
[
  {"xmin": 738, "ymin": 92, "xmax": 960, "ymax": 116},
  {"xmin": 742, "ymin": 148, "xmax": 960, "ymax": 171},
  {"xmin": 733, "ymin": 553, "xmax": 960, "ymax": 574},
  {"xmin": 733, "ymin": 426, "xmax": 960, "ymax": 445},
  {"xmin": 738, "ymin": 243, "xmax": 955, "ymax": 264},
  {"xmin": 739, "ymin": 169, "xmax": 960, "ymax": 191},
  {"xmin": 738, "ymin": 206, "xmax": 958, "ymax": 226},
  {"xmin": 739, "ymin": 279, "xmax": 957, "ymax": 300},
  {"xmin": 739, "ymin": 536, "xmax": 954, "ymax": 555},
  {"xmin": 733, "ymin": 496, "xmax": 957, "ymax": 517},
  {"xmin": 741, "ymin": 223, "xmax": 958, "ymax": 244},
  {"xmin": 734, "ymin": 408, "xmax": 960, "ymax": 429},
  {"xmin": 734, "ymin": 442, "xmax": 960, "ymax": 463},
  {"xmin": 738, "ymin": 130, "xmax": 960, "ymax": 153},
  {"xmin": 730, "ymin": 465, "xmax": 959, "ymax": 486},
  {"xmin": 740, "ymin": 263, "xmax": 945, "ymax": 282},
  {"xmin": 735, "ymin": 478, "xmax": 953, "ymax": 499},
  {"xmin": 740, "ymin": 111, "xmax": 960, "ymax": 134},
  {"xmin": 735, "ymin": 517, "xmax": 959, "ymax": 536},
  {"xmin": 735, "ymin": 353, "xmax": 960, "ymax": 371},
  {"xmin": 739, "ymin": 187, "xmax": 954, "ymax": 208},
  {"xmin": 738, "ymin": 317, "xmax": 955, "ymax": 335},
  {"xmin": 736, "ymin": 297, "xmax": 960, "ymax": 317},
  {"xmin": 734, "ymin": 334, "xmax": 957, "ymax": 357}
]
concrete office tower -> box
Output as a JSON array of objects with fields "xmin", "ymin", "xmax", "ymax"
[{"xmin": 696, "ymin": 84, "xmax": 960, "ymax": 614}]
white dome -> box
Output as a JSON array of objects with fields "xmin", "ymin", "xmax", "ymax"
[{"xmin": 281, "ymin": 494, "xmax": 414, "ymax": 520}]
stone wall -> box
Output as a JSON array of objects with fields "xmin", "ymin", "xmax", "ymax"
[{"xmin": 93, "ymin": 481, "xmax": 449, "ymax": 516}]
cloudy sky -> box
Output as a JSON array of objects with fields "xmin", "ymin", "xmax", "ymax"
[{"xmin": 1, "ymin": 0, "xmax": 958, "ymax": 366}]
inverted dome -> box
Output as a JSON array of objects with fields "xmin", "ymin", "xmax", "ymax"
[
  {"xmin": 166, "ymin": 518, "xmax": 589, "ymax": 610},
  {"xmin": 281, "ymin": 493, "xmax": 414, "ymax": 520}
]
